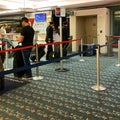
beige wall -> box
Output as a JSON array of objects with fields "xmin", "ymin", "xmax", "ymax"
[{"xmin": 70, "ymin": 8, "xmax": 110, "ymax": 53}]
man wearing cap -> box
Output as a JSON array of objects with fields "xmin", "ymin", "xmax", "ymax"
[{"xmin": 16, "ymin": 17, "xmax": 34, "ymax": 79}]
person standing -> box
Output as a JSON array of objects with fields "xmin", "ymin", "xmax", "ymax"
[
  {"xmin": 62, "ymin": 21, "xmax": 69, "ymax": 49},
  {"xmin": 0, "ymin": 24, "xmax": 8, "ymax": 90},
  {"xmin": 0, "ymin": 24, "xmax": 14, "ymax": 90},
  {"xmin": 0, "ymin": 23, "xmax": 14, "ymax": 38},
  {"xmin": 62, "ymin": 21, "xmax": 69, "ymax": 57},
  {"xmin": 45, "ymin": 22, "xmax": 54, "ymax": 60},
  {"xmin": 0, "ymin": 24, "xmax": 14, "ymax": 62},
  {"xmin": 0, "ymin": 55, "xmax": 4, "ymax": 90},
  {"xmin": 16, "ymin": 17, "xmax": 34, "ymax": 79},
  {"xmin": 0, "ymin": 24, "xmax": 8, "ymax": 34}
]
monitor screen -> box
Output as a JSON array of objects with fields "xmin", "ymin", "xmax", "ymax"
[{"xmin": 35, "ymin": 13, "xmax": 46, "ymax": 22}]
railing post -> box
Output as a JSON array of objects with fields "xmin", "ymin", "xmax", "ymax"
[
  {"xmin": 116, "ymin": 38, "xmax": 120, "ymax": 66},
  {"xmin": 33, "ymin": 44, "xmax": 43, "ymax": 80},
  {"xmin": 91, "ymin": 45, "xmax": 106, "ymax": 91},
  {"xmin": 5, "ymin": 42, "xmax": 10, "ymax": 70},
  {"xmin": 79, "ymin": 37, "xmax": 85, "ymax": 62},
  {"xmin": 55, "ymin": 17, "xmax": 69, "ymax": 72}
]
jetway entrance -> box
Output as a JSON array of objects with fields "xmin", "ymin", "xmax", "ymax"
[
  {"xmin": 70, "ymin": 8, "xmax": 110, "ymax": 53},
  {"xmin": 76, "ymin": 15, "xmax": 97, "ymax": 44}
]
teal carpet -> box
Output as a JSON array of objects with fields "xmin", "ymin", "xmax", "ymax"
[{"xmin": 0, "ymin": 54, "xmax": 120, "ymax": 120}]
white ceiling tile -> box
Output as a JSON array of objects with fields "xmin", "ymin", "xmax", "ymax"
[{"xmin": 0, "ymin": 0, "xmax": 120, "ymax": 12}]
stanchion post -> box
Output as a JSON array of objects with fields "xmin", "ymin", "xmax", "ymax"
[
  {"xmin": 97, "ymin": 45, "xmax": 100, "ymax": 89},
  {"xmin": 107, "ymin": 36, "xmax": 113, "ymax": 57},
  {"xmin": 59, "ymin": 17, "xmax": 63, "ymax": 69},
  {"xmin": 79, "ymin": 37, "xmax": 85, "ymax": 62},
  {"xmin": 35, "ymin": 44, "xmax": 39, "ymax": 76},
  {"xmin": 33, "ymin": 32, "xmax": 43, "ymax": 80},
  {"xmin": 116, "ymin": 38, "xmax": 120, "ymax": 66},
  {"xmin": 5, "ymin": 42, "xmax": 9, "ymax": 70},
  {"xmin": 107, "ymin": 36, "xmax": 110, "ymax": 57},
  {"xmin": 55, "ymin": 17, "xmax": 69, "ymax": 72},
  {"xmin": 91, "ymin": 45, "xmax": 106, "ymax": 91}
]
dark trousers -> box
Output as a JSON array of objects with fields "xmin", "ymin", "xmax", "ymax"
[
  {"xmin": 21, "ymin": 48, "xmax": 32, "ymax": 77},
  {"xmin": 46, "ymin": 45, "xmax": 53, "ymax": 60},
  {"xmin": 0, "ymin": 55, "xmax": 4, "ymax": 90}
]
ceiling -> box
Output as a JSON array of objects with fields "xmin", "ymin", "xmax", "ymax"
[{"xmin": 0, "ymin": 0, "xmax": 120, "ymax": 15}]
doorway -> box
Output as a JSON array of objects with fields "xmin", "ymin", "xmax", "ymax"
[{"xmin": 76, "ymin": 15, "xmax": 97, "ymax": 44}]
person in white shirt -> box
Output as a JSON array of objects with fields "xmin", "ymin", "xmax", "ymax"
[
  {"xmin": 0, "ymin": 24, "xmax": 7, "ymax": 34},
  {"xmin": 0, "ymin": 24, "xmax": 14, "ymax": 37},
  {"xmin": 0, "ymin": 24, "xmax": 14, "ymax": 48},
  {"xmin": 0, "ymin": 24, "xmax": 8, "ymax": 91}
]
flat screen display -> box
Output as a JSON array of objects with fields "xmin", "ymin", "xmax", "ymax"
[{"xmin": 35, "ymin": 13, "xmax": 46, "ymax": 22}]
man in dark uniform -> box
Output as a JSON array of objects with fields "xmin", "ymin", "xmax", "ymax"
[
  {"xmin": 45, "ymin": 22, "xmax": 54, "ymax": 60},
  {"xmin": 62, "ymin": 21, "xmax": 69, "ymax": 56},
  {"xmin": 16, "ymin": 17, "xmax": 34, "ymax": 79},
  {"xmin": 62, "ymin": 21, "xmax": 69, "ymax": 48}
]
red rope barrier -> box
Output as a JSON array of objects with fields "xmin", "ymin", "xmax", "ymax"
[
  {"xmin": 0, "ymin": 45, "xmax": 34, "ymax": 53},
  {"xmin": 37, "ymin": 38, "xmax": 81, "ymax": 47},
  {"xmin": 0, "ymin": 38, "xmax": 81, "ymax": 53},
  {"xmin": 112, "ymin": 36, "xmax": 120, "ymax": 38},
  {"xmin": 111, "ymin": 36, "xmax": 120, "ymax": 47}
]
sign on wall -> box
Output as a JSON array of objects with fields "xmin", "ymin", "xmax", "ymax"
[
  {"xmin": 33, "ymin": 22, "xmax": 47, "ymax": 34},
  {"xmin": 55, "ymin": 8, "xmax": 66, "ymax": 17}
]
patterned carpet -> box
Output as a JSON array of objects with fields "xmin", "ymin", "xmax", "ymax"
[{"xmin": 0, "ymin": 53, "xmax": 120, "ymax": 120}]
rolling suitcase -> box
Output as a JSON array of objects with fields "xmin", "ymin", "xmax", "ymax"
[
  {"xmin": 79, "ymin": 44, "xmax": 96, "ymax": 56},
  {"xmin": 49, "ymin": 45, "xmax": 67, "ymax": 60},
  {"xmin": 30, "ymin": 46, "xmax": 45, "ymax": 62}
]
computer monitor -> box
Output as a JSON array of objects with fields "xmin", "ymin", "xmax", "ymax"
[{"xmin": 35, "ymin": 13, "xmax": 46, "ymax": 22}]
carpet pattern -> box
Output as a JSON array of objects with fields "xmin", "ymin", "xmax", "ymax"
[{"xmin": 0, "ymin": 55, "xmax": 120, "ymax": 120}]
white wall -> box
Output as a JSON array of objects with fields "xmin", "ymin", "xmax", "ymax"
[{"xmin": 70, "ymin": 8, "xmax": 110, "ymax": 53}]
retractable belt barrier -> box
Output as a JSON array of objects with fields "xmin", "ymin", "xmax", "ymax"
[
  {"xmin": 0, "ymin": 38, "xmax": 81, "ymax": 77},
  {"xmin": 0, "ymin": 38, "xmax": 118, "ymax": 77}
]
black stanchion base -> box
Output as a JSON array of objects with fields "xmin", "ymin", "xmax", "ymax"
[{"xmin": 55, "ymin": 68, "xmax": 69, "ymax": 72}]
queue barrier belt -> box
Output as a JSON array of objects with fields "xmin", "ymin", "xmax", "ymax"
[
  {"xmin": 0, "ymin": 38, "xmax": 81, "ymax": 53},
  {"xmin": 0, "ymin": 38, "xmax": 118, "ymax": 77}
]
